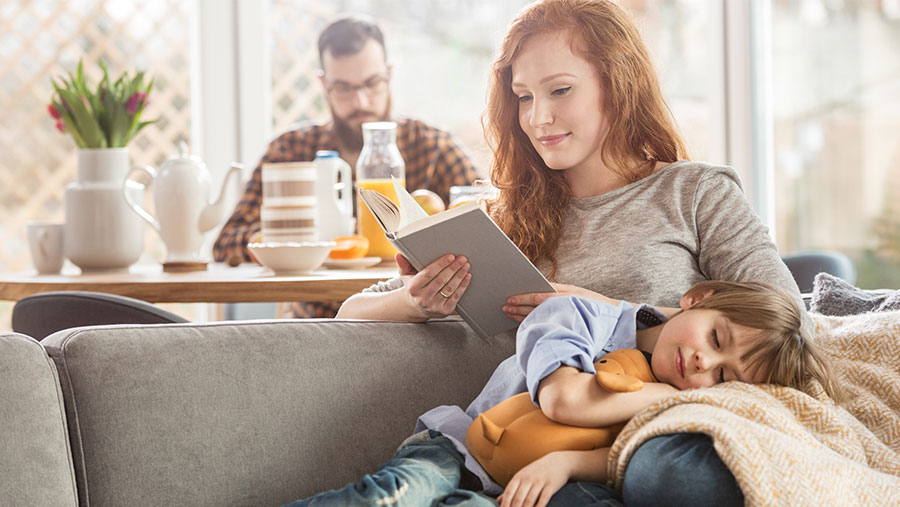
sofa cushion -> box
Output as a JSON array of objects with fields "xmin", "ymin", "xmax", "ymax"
[
  {"xmin": 0, "ymin": 333, "xmax": 77, "ymax": 506},
  {"xmin": 42, "ymin": 318, "xmax": 514, "ymax": 506}
]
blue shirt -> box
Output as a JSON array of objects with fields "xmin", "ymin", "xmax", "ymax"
[{"xmin": 415, "ymin": 296, "xmax": 668, "ymax": 494}]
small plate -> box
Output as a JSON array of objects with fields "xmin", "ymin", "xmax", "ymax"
[{"xmin": 322, "ymin": 256, "xmax": 383, "ymax": 270}]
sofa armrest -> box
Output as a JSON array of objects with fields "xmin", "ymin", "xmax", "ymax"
[{"xmin": 0, "ymin": 333, "xmax": 77, "ymax": 506}]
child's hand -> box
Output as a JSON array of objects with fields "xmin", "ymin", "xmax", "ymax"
[{"xmin": 498, "ymin": 451, "xmax": 574, "ymax": 507}]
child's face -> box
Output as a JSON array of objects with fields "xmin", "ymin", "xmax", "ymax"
[{"xmin": 651, "ymin": 308, "xmax": 762, "ymax": 390}]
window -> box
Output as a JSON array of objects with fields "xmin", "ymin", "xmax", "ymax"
[
  {"xmin": 621, "ymin": 0, "xmax": 718, "ymax": 161},
  {"xmin": 771, "ymin": 0, "xmax": 900, "ymax": 288},
  {"xmin": 0, "ymin": 0, "xmax": 195, "ymax": 327}
]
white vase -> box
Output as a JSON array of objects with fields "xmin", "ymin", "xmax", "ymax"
[{"xmin": 64, "ymin": 148, "xmax": 145, "ymax": 272}]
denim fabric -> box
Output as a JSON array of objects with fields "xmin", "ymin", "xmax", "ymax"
[
  {"xmin": 285, "ymin": 431, "xmax": 741, "ymax": 506},
  {"xmin": 284, "ymin": 431, "xmax": 496, "ymax": 506},
  {"xmin": 548, "ymin": 482, "xmax": 623, "ymax": 506},
  {"xmin": 623, "ymin": 433, "xmax": 744, "ymax": 507}
]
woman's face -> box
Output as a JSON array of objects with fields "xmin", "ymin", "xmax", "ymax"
[{"xmin": 511, "ymin": 30, "xmax": 609, "ymax": 175}]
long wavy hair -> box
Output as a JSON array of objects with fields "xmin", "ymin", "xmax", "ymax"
[{"xmin": 484, "ymin": 0, "xmax": 686, "ymax": 275}]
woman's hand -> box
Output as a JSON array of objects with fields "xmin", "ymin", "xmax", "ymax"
[
  {"xmin": 396, "ymin": 252, "xmax": 471, "ymax": 320},
  {"xmin": 503, "ymin": 283, "xmax": 623, "ymax": 322},
  {"xmin": 498, "ymin": 451, "xmax": 575, "ymax": 507}
]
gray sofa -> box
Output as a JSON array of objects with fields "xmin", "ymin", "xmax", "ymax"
[{"xmin": 1, "ymin": 318, "xmax": 514, "ymax": 506}]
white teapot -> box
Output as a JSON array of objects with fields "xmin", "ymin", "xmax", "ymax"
[{"xmin": 123, "ymin": 142, "xmax": 243, "ymax": 263}]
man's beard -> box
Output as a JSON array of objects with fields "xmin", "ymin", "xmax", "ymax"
[{"xmin": 331, "ymin": 96, "xmax": 392, "ymax": 152}]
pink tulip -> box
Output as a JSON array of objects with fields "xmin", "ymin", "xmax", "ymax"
[
  {"xmin": 126, "ymin": 91, "xmax": 145, "ymax": 114},
  {"xmin": 55, "ymin": 121, "xmax": 65, "ymax": 133},
  {"xmin": 48, "ymin": 104, "xmax": 61, "ymax": 119}
]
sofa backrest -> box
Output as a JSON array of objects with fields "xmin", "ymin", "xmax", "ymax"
[
  {"xmin": 41, "ymin": 318, "xmax": 514, "ymax": 506},
  {"xmin": 0, "ymin": 333, "xmax": 78, "ymax": 506}
]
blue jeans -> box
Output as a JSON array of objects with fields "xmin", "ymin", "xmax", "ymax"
[
  {"xmin": 285, "ymin": 432, "xmax": 741, "ymax": 506},
  {"xmin": 284, "ymin": 430, "xmax": 495, "ymax": 506},
  {"xmin": 623, "ymin": 433, "xmax": 744, "ymax": 507},
  {"xmin": 547, "ymin": 433, "xmax": 742, "ymax": 507}
]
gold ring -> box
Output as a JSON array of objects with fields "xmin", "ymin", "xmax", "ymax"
[{"xmin": 439, "ymin": 288, "xmax": 453, "ymax": 298}]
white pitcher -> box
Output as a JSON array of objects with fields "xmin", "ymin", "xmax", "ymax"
[
  {"xmin": 314, "ymin": 150, "xmax": 354, "ymax": 240},
  {"xmin": 65, "ymin": 148, "xmax": 146, "ymax": 272},
  {"xmin": 123, "ymin": 142, "xmax": 242, "ymax": 263}
]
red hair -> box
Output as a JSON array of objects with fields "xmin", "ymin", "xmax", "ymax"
[{"xmin": 484, "ymin": 0, "xmax": 686, "ymax": 276}]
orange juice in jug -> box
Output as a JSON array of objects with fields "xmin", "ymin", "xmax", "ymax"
[{"xmin": 356, "ymin": 122, "xmax": 406, "ymax": 260}]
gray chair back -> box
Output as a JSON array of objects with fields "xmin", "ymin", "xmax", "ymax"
[
  {"xmin": 782, "ymin": 251, "xmax": 856, "ymax": 293},
  {"xmin": 12, "ymin": 291, "xmax": 188, "ymax": 340}
]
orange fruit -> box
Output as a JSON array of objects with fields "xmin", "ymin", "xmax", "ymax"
[{"xmin": 328, "ymin": 235, "xmax": 370, "ymax": 259}]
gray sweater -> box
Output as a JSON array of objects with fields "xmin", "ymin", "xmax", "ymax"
[
  {"xmin": 536, "ymin": 160, "xmax": 801, "ymax": 307},
  {"xmin": 368, "ymin": 161, "xmax": 800, "ymax": 307}
]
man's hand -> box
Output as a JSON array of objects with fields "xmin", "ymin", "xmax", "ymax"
[
  {"xmin": 503, "ymin": 283, "xmax": 623, "ymax": 322},
  {"xmin": 397, "ymin": 252, "xmax": 471, "ymax": 320}
]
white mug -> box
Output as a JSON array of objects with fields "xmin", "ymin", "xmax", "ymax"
[{"xmin": 27, "ymin": 221, "xmax": 65, "ymax": 274}]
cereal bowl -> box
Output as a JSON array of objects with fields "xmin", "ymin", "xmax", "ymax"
[{"xmin": 247, "ymin": 241, "xmax": 336, "ymax": 275}]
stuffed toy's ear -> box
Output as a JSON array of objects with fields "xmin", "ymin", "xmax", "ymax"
[{"xmin": 594, "ymin": 349, "xmax": 656, "ymax": 392}]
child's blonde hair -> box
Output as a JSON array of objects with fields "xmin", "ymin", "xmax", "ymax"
[{"xmin": 684, "ymin": 280, "xmax": 843, "ymax": 403}]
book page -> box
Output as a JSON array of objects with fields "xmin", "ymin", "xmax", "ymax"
[
  {"xmin": 392, "ymin": 176, "xmax": 429, "ymax": 229},
  {"xmin": 357, "ymin": 188, "xmax": 401, "ymax": 232}
]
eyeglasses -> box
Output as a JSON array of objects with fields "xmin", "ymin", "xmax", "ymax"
[{"xmin": 324, "ymin": 74, "xmax": 389, "ymax": 101}]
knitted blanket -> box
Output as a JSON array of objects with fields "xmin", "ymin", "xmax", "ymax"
[{"xmin": 608, "ymin": 310, "xmax": 900, "ymax": 505}]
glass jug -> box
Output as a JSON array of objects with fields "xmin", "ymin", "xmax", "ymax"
[{"xmin": 356, "ymin": 122, "xmax": 406, "ymax": 259}]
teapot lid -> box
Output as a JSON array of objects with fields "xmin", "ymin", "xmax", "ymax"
[{"xmin": 166, "ymin": 140, "xmax": 204, "ymax": 165}]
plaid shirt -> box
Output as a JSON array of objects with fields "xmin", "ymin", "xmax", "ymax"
[{"xmin": 213, "ymin": 118, "xmax": 480, "ymax": 318}]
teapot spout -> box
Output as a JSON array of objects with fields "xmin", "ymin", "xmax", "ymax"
[{"xmin": 198, "ymin": 163, "xmax": 245, "ymax": 233}]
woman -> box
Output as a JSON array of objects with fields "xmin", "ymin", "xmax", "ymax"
[
  {"xmin": 337, "ymin": 3, "xmax": 797, "ymax": 324},
  {"xmin": 327, "ymin": 0, "xmax": 798, "ymax": 505}
]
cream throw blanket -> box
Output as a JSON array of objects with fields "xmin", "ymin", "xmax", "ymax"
[{"xmin": 608, "ymin": 310, "xmax": 900, "ymax": 505}]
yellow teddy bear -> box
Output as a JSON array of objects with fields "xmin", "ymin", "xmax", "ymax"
[{"xmin": 465, "ymin": 348, "xmax": 655, "ymax": 486}]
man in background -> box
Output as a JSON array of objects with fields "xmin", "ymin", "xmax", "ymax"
[{"xmin": 214, "ymin": 15, "xmax": 479, "ymax": 318}]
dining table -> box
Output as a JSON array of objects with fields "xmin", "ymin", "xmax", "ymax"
[{"xmin": 0, "ymin": 262, "xmax": 400, "ymax": 304}]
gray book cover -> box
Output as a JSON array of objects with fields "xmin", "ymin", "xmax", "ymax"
[{"xmin": 388, "ymin": 205, "xmax": 555, "ymax": 341}]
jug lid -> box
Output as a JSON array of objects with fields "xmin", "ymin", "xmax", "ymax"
[{"xmin": 361, "ymin": 121, "xmax": 396, "ymax": 131}]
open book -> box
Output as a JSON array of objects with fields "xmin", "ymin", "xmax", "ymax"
[{"xmin": 358, "ymin": 179, "xmax": 555, "ymax": 341}]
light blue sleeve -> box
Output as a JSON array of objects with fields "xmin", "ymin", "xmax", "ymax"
[{"xmin": 516, "ymin": 296, "xmax": 629, "ymax": 405}]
